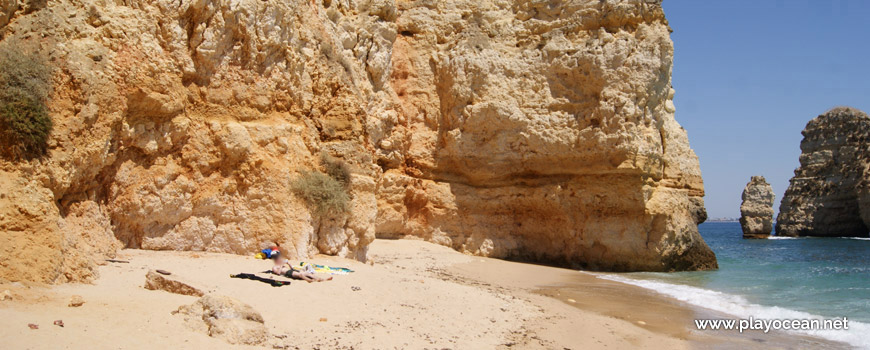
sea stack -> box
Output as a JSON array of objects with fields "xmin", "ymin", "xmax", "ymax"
[
  {"xmin": 740, "ymin": 176, "xmax": 775, "ymax": 239},
  {"xmin": 776, "ymin": 107, "xmax": 870, "ymax": 237}
]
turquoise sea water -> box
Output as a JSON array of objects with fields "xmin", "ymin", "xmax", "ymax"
[{"xmin": 600, "ymin": 222, "xmax": 870, "ymax": 348}]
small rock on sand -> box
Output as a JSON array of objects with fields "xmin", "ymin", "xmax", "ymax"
[
  {"xmin": 144, "ymin": 270, "xmax": 204, "ymax": 296},
  {"xmin": 1, "ymin": 290, "xmax": 12, "ymax": 301},
  {"xmin": 68, "ymin": 295, "xmax": 85, "ymax": 307}
]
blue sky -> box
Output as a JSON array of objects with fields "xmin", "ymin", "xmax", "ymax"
[{"xmin": 662, "ymin": 0, "xmax": 870, "ymax": 218}]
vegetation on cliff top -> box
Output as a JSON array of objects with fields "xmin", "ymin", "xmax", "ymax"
[
  {"xmin": 0, "ymin": 47, "xmax": 53, "ymax": 160},
  {"xmin": 292, "ymin": 153, "xmax": 352, "ymax": 215}
]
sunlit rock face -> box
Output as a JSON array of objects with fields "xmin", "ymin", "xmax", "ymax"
[
  {"xmin": 777, "ymin": 107, "xmax": 870, "ymax": 238},
  {"xmin": 374, "ymin": 0, "xmax": 715, "ymax": 271},
  {"xmin": 740, "ymin": 176, "xmax": 774, "ymax": 239},
  {"xmin": 0, "ymin": 0, "xmax": 714, "ymax": 283}
]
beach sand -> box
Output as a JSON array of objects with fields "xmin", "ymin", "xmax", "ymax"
[{"xmin": 0, "ymin": 239, "xmax": 849, "ymax": 349}]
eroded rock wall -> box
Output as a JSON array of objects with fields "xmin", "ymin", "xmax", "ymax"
[
  {"xmin": 1, "ymin": 0, "xmax": 384, "ymax": 283},
  {"xmin": 0, "ymin": 0, "xmax": 715, "ymax": 283},
  {"xmin": 777, "ymin": 107, "xmax": 870, "ymax": 237},
  {"xmin": 375, "ymin": 0, "xmax": 715, "ymax": 271}
]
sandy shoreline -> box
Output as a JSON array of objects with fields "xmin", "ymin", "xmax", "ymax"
[{"xmin": 0, "ymin": 239, "xmax": 850, "ymax": 349}]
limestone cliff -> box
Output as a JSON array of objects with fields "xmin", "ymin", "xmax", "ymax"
[
  {"xmin": 777, "ymin": 107, "xmax": 870, "ymax": 237},
  {"xmin": 0, "ymin": 0, "xmax": 715, "ymax": 283},
  {"xmin": 376, "ymin": 0, "xmax": 715, "ymax": 271},
  {"xmin": 740, "ymin": 176, "xmax": 773, "ymax": 239}
]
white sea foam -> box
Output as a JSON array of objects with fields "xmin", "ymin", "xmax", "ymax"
[
  {"xmin": 598, "ymin": 274, "xmax": 870, "ymax": 349},
  {"xmin": 766, "ymin": 236, "xmax": 870, "ymax": 241}
]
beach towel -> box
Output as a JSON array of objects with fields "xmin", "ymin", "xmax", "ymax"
[
  {"xmin": 299, "ymin": 262, "xmax": 354, "ymax": 275},
  {"xmin": 230, "ymin": 273, "xmax": 291, "ymax": 287}
]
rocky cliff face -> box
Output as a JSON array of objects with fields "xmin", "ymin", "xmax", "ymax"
[
  {"xmin": 0, "ymin": 0, "xmax": 715, "ymax": 283},
  {"xmin": 376, "ymin": 0, "xmax": 715, "ymax": 271},
  {"xmin": 740, "ymin": 176, "xmax": 774, "ymax": 239},
  {"xmin": 777, "ymin": 107, "xmax": 870, "ymax": 237}
]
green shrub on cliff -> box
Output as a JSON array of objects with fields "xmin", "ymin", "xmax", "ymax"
[
  {"xmin": 292, "ymin": 155, "xmax": 352, "ymax": 215},
  {"xmin": 0, "ymin": 48, "xmax": 53, "ymax": 159},
  {"xmin": 0, "ymin": 93, "xmax": 52, "ymax": 157}
]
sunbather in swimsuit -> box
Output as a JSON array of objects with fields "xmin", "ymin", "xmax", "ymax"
[{"xmin": 271, "ymin": 251, "xmax": 332, "ymax": 283}]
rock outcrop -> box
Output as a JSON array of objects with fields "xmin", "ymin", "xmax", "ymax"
[
  {"xmin": 375, "ymin": 0, "xmax": 716, "ymax": 271},
  {"xmin": 0, "ymin": 0, "xmax": 715, "ymax": 283},
  {"xmin": 739, "ymin": 176, "xmax": 774, "ymax": 239},
  {"xmin": 777, "ymin": 107, "xmax": 870, "ymax": 237},
  {"xmin": 144, "ymin": 270, "xmax": 205, "ymax": 296},
  {"xmin": 174, "ymin": 294, "xmax": 269, "ymax": 346}
]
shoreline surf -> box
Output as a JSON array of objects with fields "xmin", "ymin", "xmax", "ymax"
[{"xmin": 597, "ymin": 273, "xmax": 865, "ymax": 349}]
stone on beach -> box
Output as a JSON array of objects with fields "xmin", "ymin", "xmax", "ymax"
[
  {"xmin": 68, "ymin": 295, "xmax": 84, "ymax": 307},
  {"xmin": 174, "ymin": 294, "xmax": 269, "ymax": 345},
  {"xmin": 144, "ymin": 270, "xmax": 204, "ymax": 297}
]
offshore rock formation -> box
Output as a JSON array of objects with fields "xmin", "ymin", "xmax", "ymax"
[
  {"xmin": 740, "ymin": 176, "xmax": 774, "ymax": 239},
  {"xmin": 0, "ymin": 0, "xmax": 715, "ymax": 283},
  {"xmin": 777, "ymin": 107, "xmax": 870, "ymax": 237}
]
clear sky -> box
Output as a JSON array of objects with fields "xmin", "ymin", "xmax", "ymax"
[{"xmin": 662, "ymin": 0, "xmax": 870, "ymax": 219}]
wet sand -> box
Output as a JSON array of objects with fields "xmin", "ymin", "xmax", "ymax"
[{"xmin": 445, "ymin": 250, "xmax": 848, "ymax": 349}]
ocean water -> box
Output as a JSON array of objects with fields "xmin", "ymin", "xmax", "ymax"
[{"xmin": 599, "ymin": 222, "xmax": 870, "ymax": 348}]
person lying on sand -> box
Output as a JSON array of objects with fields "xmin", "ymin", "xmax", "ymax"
[{"xmin": 270, "ymin": 250, "xmax": 332, "ymax": 283}]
